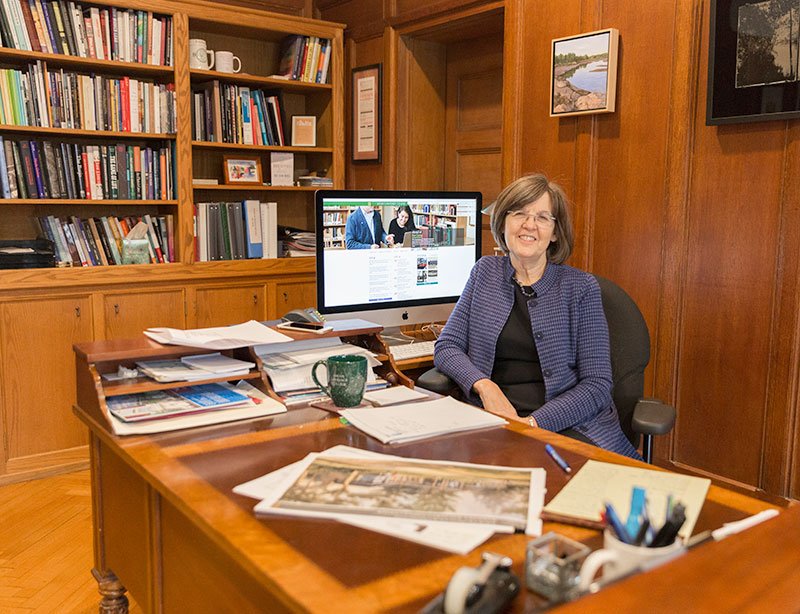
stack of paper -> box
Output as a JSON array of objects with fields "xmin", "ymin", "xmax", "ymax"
[
  {"xmin": 254, "ymin": 336, "xmax": 383, "ymax": 398},
  {"xmin": 107, "ymin": 382, "xmax": 254, "ymax": 422},
  {"xmin": 105, "ymin": 381, "xmax": 286, "ymax": 436},
  {"xmin": 234, "ymin": 445, "xmax": 546, "ymax": 554},
  {"xmin": 339, "ymin": 396, "xmax": 507, "ymax": 444},
  {"xmin": 137, "ymin": 353, "xmax": 255, "ymax": 382},
  {"xmin": 144, "ymin": 320, "xmax": 292, "ymax": 349}
]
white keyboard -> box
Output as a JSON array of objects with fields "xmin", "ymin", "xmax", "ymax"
[{"xmin": 389, "ymin": 340, "xmax": 436, "ymax": 361}]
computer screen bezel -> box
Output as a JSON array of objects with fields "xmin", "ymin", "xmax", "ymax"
[{"xmin": 314, "ymin": 188, "xmax": 483, "ymax": 318}]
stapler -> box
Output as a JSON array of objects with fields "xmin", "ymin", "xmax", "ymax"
[{"xmin": 420, "ymin": 552, "xmax": 520, "ymax": 614}]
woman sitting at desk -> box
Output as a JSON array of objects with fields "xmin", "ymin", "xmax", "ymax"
[
  {"xmin": 433, "ymin": 174, "xmax": 640, "ymax": 459},
  {"xmin": 388, "ymin": 205, "xmax": 417, "ymax": 246}
]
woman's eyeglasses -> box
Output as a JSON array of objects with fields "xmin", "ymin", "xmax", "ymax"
[{"xmin": 507, "ymin": 211, "xmax": 556, "ymax": 228}]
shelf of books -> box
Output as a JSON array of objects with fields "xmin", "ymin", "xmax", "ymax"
[
  {"xmin": 187, "ymin": 13, "xmax": 342, "ymax": 264},
  {"xmin": 0, "ymin": 0, "xmax": 344, "ymax": 272}
]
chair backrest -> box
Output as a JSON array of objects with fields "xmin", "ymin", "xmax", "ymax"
[{"xmin": 592, "ymin": 274, "xmax": 651, "ymax": 446}]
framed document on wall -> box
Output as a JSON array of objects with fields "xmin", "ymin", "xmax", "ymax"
[{"xmin": 352, "ymin": 64, "xmax": 381, "ymax": 162}]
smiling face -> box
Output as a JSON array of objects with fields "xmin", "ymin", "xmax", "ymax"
[
  {"xmin": 503, "ymin": 192, "xmax": 557, "ymax": 268},
  {"xmin": 397, "ymin": 210, "xmax": 409, "ymax": 227}
]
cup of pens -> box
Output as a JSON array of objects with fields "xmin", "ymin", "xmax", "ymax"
[{"xmin": 577, "ymin": 497, "xmax": 686, "ymax": 591}]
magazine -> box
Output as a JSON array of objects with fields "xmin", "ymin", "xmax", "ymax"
[
  {"xmin": 107, "ymin": 383, "xmax": 254, "ymax": 422},
  {"xmin": 254, "ymin": 453, "xmax": 545, "ymax": 532}
]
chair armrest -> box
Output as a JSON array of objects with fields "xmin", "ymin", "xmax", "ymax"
[
  {"xmin": 631, "ymin": 398, "xmax": 676, "ymax": 436},
  {"xmin": 416, "ymin": 368, "xmax": 458, "ymax": 395}
]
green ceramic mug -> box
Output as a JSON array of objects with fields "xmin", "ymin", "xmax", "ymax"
[{"xmin": 311, "ymin": 354, "xmax": 368, "ymax": 408}]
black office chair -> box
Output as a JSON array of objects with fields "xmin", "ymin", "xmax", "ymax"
[{"xmin": 417, "ymin": 274, "xmax": 676, "ymax": 463}]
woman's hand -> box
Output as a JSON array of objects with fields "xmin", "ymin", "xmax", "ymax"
[{"xmin": 472, "ymin": 379, "xmax": 533, "ymax": 425}]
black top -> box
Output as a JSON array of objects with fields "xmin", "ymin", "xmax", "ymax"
[
  {"xmin": 492, "ymin": 283, "xmax": 546, "ymax": 415},
  {"xmin": 388, "ymin": 218, "xmax": 414, "ymax": 244}
]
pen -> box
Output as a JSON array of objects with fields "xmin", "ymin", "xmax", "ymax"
[
  {"xmin": 604, "ymin": 502, "xmax": 633, "ymax": 544},
  {"xmin": 544, "ymin": 444, "xmax": 572, "ymax": 474}
]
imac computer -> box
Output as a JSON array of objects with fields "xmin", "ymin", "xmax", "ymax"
[{"xmin": 315, "ymin": 189, "xmax": 482, "ymax": 335}]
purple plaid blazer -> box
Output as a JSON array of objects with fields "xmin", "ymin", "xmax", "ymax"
[{"xmin": 434, "ymin": 256, "xmax": 640, "ymax": 459}]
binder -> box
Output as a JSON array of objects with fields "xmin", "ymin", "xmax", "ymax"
[{"xmin": 243, "ymin": 199, "xmax": 263, "ymax": 258}]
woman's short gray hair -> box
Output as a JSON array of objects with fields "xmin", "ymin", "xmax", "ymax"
[{"xmin": 489, "ymin": 174, "xmax": 574, "ymax": 264}]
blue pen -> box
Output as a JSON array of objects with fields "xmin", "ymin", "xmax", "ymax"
[
  {"xmin": 545, "ymin": 444, "xmax": 572, "ymax": 474},
  {"xmin": 604, "ymin": 502, "xmax": 633, "ymax": 544}
]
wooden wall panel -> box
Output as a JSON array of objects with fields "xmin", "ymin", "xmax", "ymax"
[
  {"xmin": 515, "ymin": 2, "xmax": 581, "ymax": 209},
  {"xmin": 589, "ymin": 1, "xmax": 676, "ymax": 396},
  {"xmin": 344, "ymin": 36, "xmax": 390, "ymax": 189},
  {"xmin": 673, "ymin": 11, "xmax": 788, "ymax": 485}
]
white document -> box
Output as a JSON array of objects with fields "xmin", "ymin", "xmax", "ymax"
[
  {"xmin": 339, "ymin": 396, "xmax": 507, "ymax": 444},
  {"xmin": 364, "ymin": 385, "xmax": 428, "ymax": 406},
  {"xmin": 543, "ymin": 459, "xmax": 711, "ymax": 538},
  {"xmin": 235, "ymin": 445, "xmax": 541, "ymax": 553},
  {"xmin": 181, "ymin": 352, "xmax": 256, "ymax": 373},
  {"xmin": 144, "ymin": 320, "xmax": 293, "ymax": 349},
  {"xmin": 254, "ymin": 336, "xmax": 343, "ymax": 360}
]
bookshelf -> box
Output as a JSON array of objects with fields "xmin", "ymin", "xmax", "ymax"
[{"xmin": 0, "ymin": 0, "xmax": 344, "ymax": 483}]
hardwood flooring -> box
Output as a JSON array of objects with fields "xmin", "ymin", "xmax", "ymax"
[{"xmin": 0, "ymin": 470, "xmax": 142, "ymax": 613}]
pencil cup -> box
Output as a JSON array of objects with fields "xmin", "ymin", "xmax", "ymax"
[
  {"xmin": 577, "ymin": 528, "xmax": 684, "ymax": 591},
  {"xmin": 311, "ymin": 354, "xmax": 368, "ymax": 407},
  {"xmin": 526, "ymin": 532, "xmax": 591, "ymax": 602},
  {"xmin": 215, "ymin": 51, "xmax": 241, "ymax": 73},
  {"xmin": 189, "ymin": 38, "xmax": 214, "ymax": 70}
]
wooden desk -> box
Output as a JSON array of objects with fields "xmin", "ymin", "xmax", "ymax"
[{"xmin": 72, "ymin": 370, "xmax": 787, "ymax": 612}]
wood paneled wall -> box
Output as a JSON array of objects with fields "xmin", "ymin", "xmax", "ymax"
[{"xmin": 317, "ymin": 0, "xmax": 800, "ymax": 501}]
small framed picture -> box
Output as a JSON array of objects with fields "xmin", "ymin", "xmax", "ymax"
[
  {"xmin": 352, "ymin": 63, "xmax": 382, "ymax": 162},
  {"xmin": 291, "ymin": 115, "xmax": 317, "ymax": 147},
  {"xmin": 550, "ymin": 28, "xmax": 619, "ymax": 117},
  {"xmin": 223, "ymin": 155, "xmax": 262, "ymax": 185}
]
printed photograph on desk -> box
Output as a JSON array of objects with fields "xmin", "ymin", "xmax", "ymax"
[
  {"xmin": 268, "ymin": 456, "xmax": 536, "ymax": 530},
  {"xmin": 223, "ymin": 155, "xmax": 263, "ymax": 185}
]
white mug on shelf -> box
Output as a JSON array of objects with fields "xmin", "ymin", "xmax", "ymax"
[
  {"xmin": 577, "ymin": 528, "xmax": 685, "ymax": 591},
  {"xmin": 189, "ymin": 38, "xmax": 214, "ymax": 70},
  {"xmin": 215, "ymin": 50, "xmax": 241, "ymax": 74}
]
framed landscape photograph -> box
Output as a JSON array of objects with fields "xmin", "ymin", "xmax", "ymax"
[
  {"xmin": 550, "ymin": 28, "xmax": 619, "ymax": 117},
  {"xmin": 223, "ymin": 155, "xmax": 262, "ymax": 185},
  {"xmin": 351, "ymin": 64, "xmax": 382, "ymax": 162},
  {"xmin": 707, "ymin": 0, "xmax": 800, "ymax": 124}
]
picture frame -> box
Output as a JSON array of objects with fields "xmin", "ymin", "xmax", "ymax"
[
  {"xmin": 550, "ymin": 28, "xmax": 619, "ymax": 117},
  {"xmin": 291, "ymin": 115, "xmax": 317, "ymax": 147},
  {"xmin": 707, "ymin": 0, "xmax": 800, "ymax": 125},
  {"xmin": 223, "ymin": 155, "xmax": 262, "ymax": 185},
  {"xmin": 351, "ymin": 64, "xmax": 382, "ymax": 162}
]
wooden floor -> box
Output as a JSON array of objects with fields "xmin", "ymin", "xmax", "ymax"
[{"xmin": 0, "ymin": 470, "xmax": 142, "ymax": 614}]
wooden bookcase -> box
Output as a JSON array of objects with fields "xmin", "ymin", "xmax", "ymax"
[{"xmin": 0, "ymin": 0, "xmax": 344, "ymax": 483}]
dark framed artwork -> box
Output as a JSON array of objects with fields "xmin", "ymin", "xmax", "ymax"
[
  {"xmin": 708, "ymin": 0, "xmax": 800, "ymax": 124},
  {"xmin": 351, "ymin": 64, "xmax": 382, "ymax": 162}
]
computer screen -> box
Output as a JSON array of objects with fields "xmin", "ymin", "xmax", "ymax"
[{"xmin": 315, "ymin": 189, "xmax": 482, "ymax": 330}]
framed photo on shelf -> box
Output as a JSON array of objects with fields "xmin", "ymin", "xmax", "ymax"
[
  {"xmin": 550, "ymin": 28, "xmax": 619, "ymax": 117},
  {"xmin": 351, "ymin": 64, "xmax": 381, "ymax": 162},
  {"xmin": 223, "ymin": 155, "xmax": 262, "ymax": 185},
  {"xmin": 707, "ymin": 0, "xmax": 800, "ymax": 125},
  {"xmin": 291, "ymin": 116, "xmax": 317, "ymax": 146}
]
